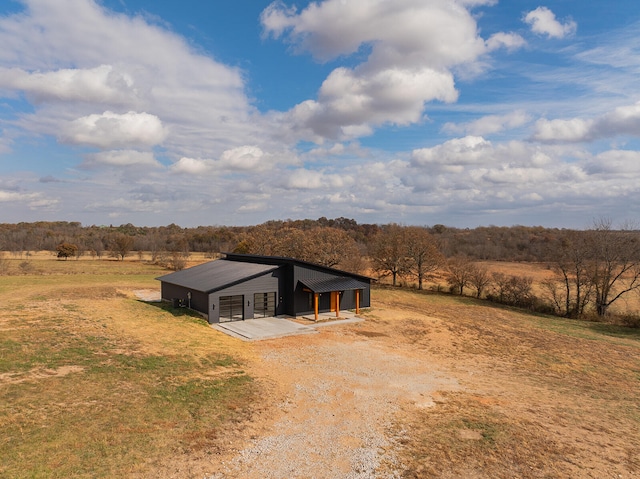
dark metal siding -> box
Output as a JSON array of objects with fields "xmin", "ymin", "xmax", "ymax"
[
  {"xmin": 160, "ymin": 283, "xmax": 209, "ymax": 319},
  {"xmin": 208, "ymin": 271, "xmax": 281, "ymax": 323},
  {"xmin": 291, "ymin": 265, "xmax": 370, "ymax": 315}
]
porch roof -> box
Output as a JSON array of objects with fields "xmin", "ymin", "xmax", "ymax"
[{"xmin": 299, "ymin": 277, "xmax": 365, "ymax": 294}]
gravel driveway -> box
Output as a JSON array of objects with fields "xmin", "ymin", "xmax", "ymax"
[{"xmin": 207, "ymin": 328, "xmax": 459, "ymax": 478}]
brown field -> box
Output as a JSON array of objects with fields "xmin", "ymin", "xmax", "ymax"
[{"xmin": 1, "ymin": 255, "xmax": 639, "ymax": 478}]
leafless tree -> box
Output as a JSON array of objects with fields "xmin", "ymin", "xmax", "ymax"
[
  {"xmin": 587, "ymin": 218, "xmax": 640, "ymax": 317},
  {"xmin": 468, "ymin": 263, "xmax": 491, "ymax": 298},
  {"xmin": 490, "ymin": 272, "xmax": 534, "ymax": 307},
  {"xmin": 544, "ymin": 230, "xmax": 592, "ymax": 317},
  {"xmin": 446, "ymin": 256, "xmax": 475, "ymax": 295},
  {"xmin": 405, "ymin": 226, "xmax": 443, "ymax": 290}
]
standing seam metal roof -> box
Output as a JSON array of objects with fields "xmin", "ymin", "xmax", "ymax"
[
  {"xmin": 298, "ymin": 277, "xmax": 367, "ymax": 293},
  {"xmin": 156, "ymin": 259, "xmax": 279, "ymax": 293}
]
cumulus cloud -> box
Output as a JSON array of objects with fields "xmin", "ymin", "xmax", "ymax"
[
  {"xmin": 262, "ymin": 0, "xmax": 522, "ymax": 142},
  {"xmin": 170, "ymin": 145, "xmax": 294, "ymax": 175},
  {"xmin": 281, "ymin": 168, "xmax": 354, "ymax": 190},
  {"xmin": 485, "ymin": 32, "xmax": 527, "ymax": 52},
  {"xmin": 585, "ymin": 150, "xmax": 640, "ymax": 175},
  {"xmin": 411, "ymin": 136, "xmax": 494, "ymax": 172},
  {"xmin": 533, "ymin": 118, "xmax": 592, "ymax": 142},
  {"xmin": 171, "ymin": 157, "xmax": 215, "ymax": 175},
  {"xmin": 532, "ymin": 102, "xmax": 640, "ymax": 143},
  {"xmin": 443, "ymin": 110, "xmax": 530, "ymax": 136},
  {"xmin": 523, "ymin": 6, "xmax": 577, "ymax": 39},
  {"xmin": 0, "ymin": 65, "xmax": 136, "ymax": 104},
  {"xmin": 60, "ymin": 111, "xmax": 166, "ymax": 148},
  {"xmin": 81, "ymin": 150, "xmax": 161, "ymax": 169},
  {"xmin": 219, "ymin": 146, "xmax": 268, "ymax": 171},
  {"xmin": 0, "ymin": 0, "xmax": 253, "ymax": 158}
]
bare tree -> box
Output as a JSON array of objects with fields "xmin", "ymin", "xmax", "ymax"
[
  {"xmin": 490, "ymin": 272, "xmax": 534, "ymax": 307},
  {"xmin": 405, "ymin": 226, "xmax": 443, "ymax": 290},
  {"xmin": 446, "ymin": 257, "xmax": 475, "ymax": 295},
  {"xmin": 370, "ymin": 224, "xmax": 411, "ymax": 286},
  {"xmin": 587, "ymin": 219, "xmax": 640, "ymax": 317},
  {"xmin": 0, "ymin": 252, "xmax": 10, "ymax": 275},
  {"xmin": 468, "ymin": 263, "xmax": 491, "ymax": 299},
  {"xmin": 544, "ymin": 230, "xmax": 592, "ymax": 318}
]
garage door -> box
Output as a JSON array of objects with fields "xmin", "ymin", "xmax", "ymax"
[
  {"xmin": 219, "ymin": 295, "xmax": 244, "ymax": 322},
  {"xmin": 254, "ymin": 292, "xmax": 276, "ymax": 318}
]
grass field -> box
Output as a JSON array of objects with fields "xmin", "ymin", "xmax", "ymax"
[
  {"xmin": 0, "ymin": 255, "xmax": 257, "ymax": 478},
  {"xmin": 370, "ymin": 287, "xmax": 640, "ymax": 478},
  {"xmin": 1, "ymin": 254, "xmax": 639, "ymax": 478}
]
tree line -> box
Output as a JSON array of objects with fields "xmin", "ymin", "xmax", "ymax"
[{"xmin": 1, "ymin": 218, "xmax": 639, "ymax": 323}]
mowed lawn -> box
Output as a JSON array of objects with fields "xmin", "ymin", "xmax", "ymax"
[{"xmin": 0, "ymin": 257, "xmax": 257, "ymax": 478}]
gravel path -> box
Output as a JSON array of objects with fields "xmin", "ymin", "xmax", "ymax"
[{"xmin": 207, "ymin": 332, "xmax": 459, "ymax": 478}]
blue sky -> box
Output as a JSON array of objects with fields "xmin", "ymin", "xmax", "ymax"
[{"xmin": 1, "ymin": 0, "xmax": 639, "ymax": 228}]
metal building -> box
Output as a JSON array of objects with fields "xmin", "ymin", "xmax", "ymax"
[{"xmin": 156, "ymin": 253, "xmax": 372, "ymax": 323}]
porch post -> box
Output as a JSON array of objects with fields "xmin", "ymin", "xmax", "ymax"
[
  {"xmin": 314, "ymin": 293, "xmax": 319, "ymax": 321},
  {"xmin": 356, "ymin": 289, "xmax": 360, "ymax": 314},
  {"xmin": 335, "ymin": 291, "xmax": 339, "ymax": 318}
]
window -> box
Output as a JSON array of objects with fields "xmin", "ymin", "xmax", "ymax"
[
  {"xmin": 219, "ymin": 295, "xmax": 243, "ymax": 322},
  {"xmin": 254, "ymin": 292, "xmax": 276, "ymax": 318}
]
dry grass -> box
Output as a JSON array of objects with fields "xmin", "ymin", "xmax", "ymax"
[
  {"xmin": 0, "ymin": 256, "xmax": 258, "ymax": 478},
  {"xmin": 367, "ymin": 286, "xmax": 640, "ymax": 478},
  {"xmin": 3, "ymin": 255, "xmax": 640, "ymax": 478}
]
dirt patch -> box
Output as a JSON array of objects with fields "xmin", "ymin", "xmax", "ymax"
[
  {"xmin": 132, "ymin": 289, "xmax": 162, "ymax": 302},
  {"xmin": 0, "ymin": 365, "xmax": 85, "ymax": 385}
]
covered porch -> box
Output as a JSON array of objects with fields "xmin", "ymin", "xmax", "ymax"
[{"xmin": 299, "ymin": 277, "xmax": 364, "ymax": 321}]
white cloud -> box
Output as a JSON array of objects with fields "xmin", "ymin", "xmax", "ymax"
[
  {"xmin": 585, "ymin": 150, "xmax": 640, "ymax": 175},
  {"xmin": 282, "ymin": 168, "xmax": 354, "ymax": 190},
  {"xmin": 219, "ymin": 146, "xmax": 267, "ymax": 171},
  {"xmin": 0, "ymin": 65, "xmax": 136, "ymax": 104},
  {"xmin": 0, "ymin": 0, "xmax": 255, "ymax": 159},
  {"xmin": 170, "ymin": 145, "xmax": 297, "ymax": 175},
  {"xmin": 411, "ymin": 136, "xmax": 494, "ymax": 172},
  {"xmin": 485, "ymin": 32, "xmax": 527, "ymax": 52},
  {"xmin": 532, "ymin": 118, "xmax": 593, "ymax": 142},
  {"xmin": 60, "ymin": 111, "xmax": 166, "ymax": 148},
  {"xmin": 262, "ymin": 0, "xmax": 519, "ymax": 142},
  {"xmin": 0, "ymin": 190, "xmax": 36, "ymax": 202},
  {"xmin": 523, "ymin": 6, "xmax": 577, "ymax": 39},
  {"xmin": 443, "ymin": 110, "xmax": 530, "ymax": 136},
  {"xmin": 171, "ymin": 157, "xmax": 215, "ymax": 175},
  {"xmin": 81, "ymin": 150, "xmax": 161, "ymax": 169},
  {"xmin": 532, "ymin": 102, "xmax": 640, "ymax": 143}
]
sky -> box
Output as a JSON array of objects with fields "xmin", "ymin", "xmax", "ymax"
[{"xmin": 1, "ymin": 0, "xmax": 639, "ymax": 228}]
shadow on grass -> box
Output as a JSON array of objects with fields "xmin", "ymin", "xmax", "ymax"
[
  {"xmin": 585, "ymin": 322, "xmax": 640, "ymax": 340},
  {"xmin": 139, "ymin": 299, "xmax": 210, "ymax": 325}
]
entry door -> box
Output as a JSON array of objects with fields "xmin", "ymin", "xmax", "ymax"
[
  {"xmin": 254, "ymin": 292, "xmax": 276, "ymax": 318},
  {"xmin": 219, "ymin": 295, "xmax": 244, "ymax": 322}
]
